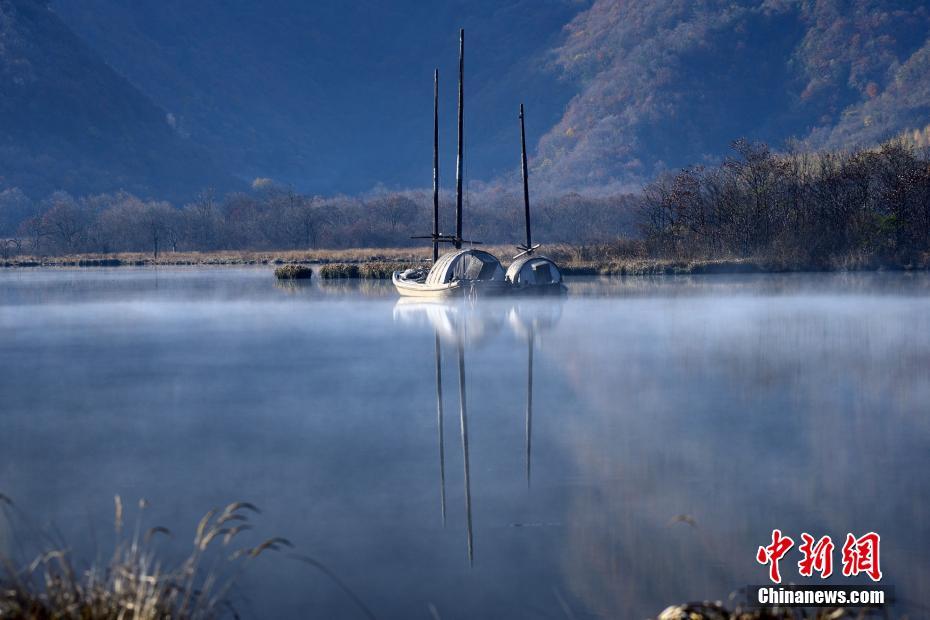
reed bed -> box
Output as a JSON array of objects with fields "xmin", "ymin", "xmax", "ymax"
[
  {"xmin": 1, "ymin": 247, "xmax": 432, "ymax": 268},
  {"xmin": 358, "ymin": 261, "xmax": 419, "ymax": 279},
  {"xmin": 318, "ymin": 263, "xmax": 360, "ymax": 278},
  {"xmin": 273, "ymin": 264, "xmax": 313, "ymax": 280},
  {"xmin": 4, "ymin": 244, "xmax": 926, "ymax": 276},
  {"xmin": 318, "ymin": 261, "xmax": 420, "ymax": 279}
]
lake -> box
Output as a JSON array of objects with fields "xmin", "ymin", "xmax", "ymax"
[{"xmin": 1, "ymin": 267, "xmax": 928, "ymax": 618}]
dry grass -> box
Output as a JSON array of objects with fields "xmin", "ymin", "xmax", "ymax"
[
  {"xmin": 3, "ymin": 244, "xmax": 927, "ymax": 277},
  {"xmin": 0, "ymin": 494, "xmax": 897, "ymax": 620},
  {"xmin": 359, "ymin": 261, "xmax": 419, "ymax": 279},
  {"xmin": 0, "ymin": 495, "xmax": 374, "ymax": 620},
  {"xmin": 0, "ymin": 497, "xmax": 287, "ymax": 619},
  {"xmin": 273, "ymin": 265, "xmax": 313, "ymax": 280},
  {"xmin": 318, "ymin": 263, "xmax": 359, "ymax": 278},
  {"xmin": 319, "ymin": 261, "xmax": 421, "ymax": 279},
  {"xmin": 0, "ymin": 248, "xmax": 435, "ymax": 268}
]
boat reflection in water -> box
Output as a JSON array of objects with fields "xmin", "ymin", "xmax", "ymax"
[
  {"xmin": 392, "ymin": 298, "xmax": 563, "ymax": 565},
  {"xmin": 507, "ymin": 301, "xmax": 563, "ymax": 488}
]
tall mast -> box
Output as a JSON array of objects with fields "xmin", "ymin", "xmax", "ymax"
[
  {"xmin": 515, "ymin": 104, "xmax": 539, "ymax": 258},
  {"xmin": 432, "ymin": 69, "xmax": 440, "ymax": 262},
  {"xmin": 454, "ymin": 28, "xmax": 464, "ymax": 249},
  {"xmin": 520, "ymin": 104, "xmax": 532, "ymax": 250}
]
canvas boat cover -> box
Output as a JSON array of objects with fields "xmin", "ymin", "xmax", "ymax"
[
  {"xmin": 505, "ymin": 256, "xmax": 562, "ymax": 285},
  {"xmin": 426, "ymin": 249, "xmax": 505, "ymax": 285}
]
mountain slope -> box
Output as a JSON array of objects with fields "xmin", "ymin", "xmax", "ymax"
[
  {"xmin": 51, "ymin": 0, "xmax": 582, "ymax": 194},
  {"xmin": 0, "ymin": 0, "xmax": 238, "ymax": 200},
  {"xmin": 13, "ymin": 0, "xmax": 930, "ymax": 199},
  {"xmin": 532, "ymin": 0, "xmax": 930, "ymax": 193}
]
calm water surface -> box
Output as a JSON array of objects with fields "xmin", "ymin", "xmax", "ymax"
[{"xmin": 1, "ymin": 268, "xmax": 928, "ymax": 618}]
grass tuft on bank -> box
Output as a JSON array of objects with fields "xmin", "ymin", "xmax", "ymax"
[
  {"xmin": 273, "ymin": 264, "xmax": 313, "ymax": 280},
  {"xmin": 0, "ymin": 496, "xmax": 292, "ymax": 619},
  {"xmin": 318, "ymin": 261, "xmax": 419, "ymax": 279}
]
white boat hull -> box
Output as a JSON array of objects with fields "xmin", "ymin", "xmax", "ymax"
[{"xmin": 392, "ymin": 272, "xmax": 509, "ymax": 298}]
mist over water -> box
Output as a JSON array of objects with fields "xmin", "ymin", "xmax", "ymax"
[{"xmin": 1, "ymin": 268, "xmax": 928, "ymax": 618}]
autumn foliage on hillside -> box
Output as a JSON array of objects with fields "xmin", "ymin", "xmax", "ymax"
[{"xmin": 534, "ymin": 0, "xmax": 930, "ymax": 193}]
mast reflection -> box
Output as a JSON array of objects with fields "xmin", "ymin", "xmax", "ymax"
[
  {"xmin": 525, "ymin": 329, "xmax": 534, "ymax": 487},
  {"xmin": 456, "ymin": 320, "xmax": 473, "ymax": 565},
  {"xmin": 434, "ymin": 333, "xmax": 446, "ymax": 526},
  {"xmin": 508, "ymin": 301, "xmax": 563, "ymax": 490},
  {"xmin": 393, "ymin": 298, "xmax": 562, "ymax": 566},
  {"xmin": 394, "ymin": 299, "xmax": 499, "ymax": 565}
]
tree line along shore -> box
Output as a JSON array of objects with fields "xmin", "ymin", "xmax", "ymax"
[{"xmin": 1, "ymin": 136, "xmax": 929, "ymax": 276}]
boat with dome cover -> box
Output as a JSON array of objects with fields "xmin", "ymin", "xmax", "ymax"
[
  {"xmin": 393, "ymin": 29, "xmax": 507, "ymax": 298},
  {"xmin": 504, "ymin": 104, "xmax": 566, "ymax": 294}
]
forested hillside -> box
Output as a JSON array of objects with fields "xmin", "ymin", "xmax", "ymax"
[
  {"xmin": 534, "ymin": 0, "xmax": 930, "ymax": 193},
  {"xmin": 8, "ymin": 0, "xmax": 930, "ymax": 200}
]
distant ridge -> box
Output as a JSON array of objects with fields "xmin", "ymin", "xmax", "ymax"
[
  {"xmin": 0, "ymin": 0, "xmax": 239, "ymax": 200},
  {"xmin": 5, "ymin": 1, "xmax": 930, "ymax": 199}
]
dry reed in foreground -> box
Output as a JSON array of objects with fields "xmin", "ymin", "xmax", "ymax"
[
  {"xmin": 0, "ymin": 493, "xmax": 898, "ymax": 619},
  {"xmin": 0, "ymin": 495, "xmax": 374, "ymax": 620}
]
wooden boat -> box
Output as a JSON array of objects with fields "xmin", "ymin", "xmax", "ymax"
[
  {"xmin": 393, "ymin": 248, "xmax": 507, "ymax": 297},
  {"xmin": 393, "ymin": 29, "xmax": 506, "ymax": 298},
  {"xmin": 504, "ymin": 104, "xmax": 566, "ymax": 294}
]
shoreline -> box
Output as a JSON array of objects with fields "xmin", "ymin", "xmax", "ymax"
[{"xmin": 2, "ymin": 249, "xmax": 927, "ymax": 278}]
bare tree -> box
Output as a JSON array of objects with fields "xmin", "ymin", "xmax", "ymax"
[
  {"xmin": 41, "ymin": 192, "xmax": 88, "ymax": 253},
  {"xmin": 141, "ymin": 202, "xmax": 178, "ymax": 258},
  {"xmin": 18, "ymin": 215, "xmax": 49, "ymax": 255},
  {"xmin": 183, "ymin": 189, "xmax": 221, "ymax": 251}
]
